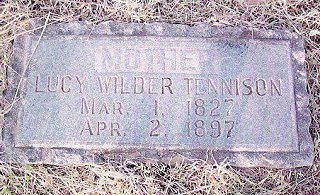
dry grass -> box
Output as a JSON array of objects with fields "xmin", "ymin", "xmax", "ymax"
[{"xmin": 0, "ymin": 0, "xmax": 320, "ymax": 194}]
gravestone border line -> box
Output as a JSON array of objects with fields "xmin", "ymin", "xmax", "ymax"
[{"xmin": 1, "ymin": 20, "xmax": 314, "ymax": 168}]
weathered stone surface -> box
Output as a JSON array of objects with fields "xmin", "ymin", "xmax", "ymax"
[{"xmin": 1, "ymin": 21, "xmax": 313, "ymax": 167}]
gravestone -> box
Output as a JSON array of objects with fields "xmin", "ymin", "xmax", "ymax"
[{"xmin": 1, "ymin": 21, "xmax": 314, "ymax": 167}]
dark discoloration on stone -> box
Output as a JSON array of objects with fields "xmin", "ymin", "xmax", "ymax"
[{"xmin": 1, "ymin": 21, "xmax": 313, "ymax": 168}]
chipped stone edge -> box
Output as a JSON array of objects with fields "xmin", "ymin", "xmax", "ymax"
[{"xmin": 1, "ymin": 21, "xmax": 314, "ymax": 168}]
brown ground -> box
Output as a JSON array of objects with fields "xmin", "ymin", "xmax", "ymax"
[{"xmin": 0, "ymin": 0, "xmax": 319, "ymax": 194}]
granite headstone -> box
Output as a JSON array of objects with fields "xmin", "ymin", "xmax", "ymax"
[{"xmin": 1, "ymin": 21, "xmax": 314, "ymax": 167}]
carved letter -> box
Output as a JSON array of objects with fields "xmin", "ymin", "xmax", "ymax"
[
  {"xmin": 98, "ymin": 76, "xmax": 115, "ymax": 93},
  {"xmin": 184, "ymin": 78, "xmax": 193, "ymax": 95},
  {"xmin": 271, "ymin": 79, "xmax": 282, "ymax": 96},
  {"xmin": 47, "ymin": 76, "xmax": 59, "ymax": 92},
  {"xmin": 75, "ymin": 76, "xmax": 85, "ymax": 93},
  {"xmin": 61, "ymin": 75, "xmax": 72, "ymax": 93},
  {"xmin": 99, "ymin": 102, "xmax": 110, "ymax": 114},
  {"xmin": 124, "ymin": 48, "xmax": 139, "ymax": 70},
  {"xmin": 148, "ymin": 77, "xmax": 158, "ymax": 94},
  {"xmin": 195, "ymin": 78, "xmax": 203, "ymax": 95},
  {"xmin": 97, "ymin": 121, "xmax": 106, "ymax": 135},
  {"xmin": 180, "ymin": 49, "xmax": 199, "ymax": 72},
  {"xmin": 134, "ymin": 77, "xmax": 144, "ymax": 94},
  {"xmin": 256, "ymin": 79, "xmax": 267, "ymax": 96},
  {"xmin": 81, "ymin": 98, "xmax": 94, "ymax": 114},
  {"xmin": 164, "ymin": 48, "xmax": 177, "ymax": 71},
  {"xmin": 235, "ymin": 78, "xmax": 240, "ymax": 96},
  {"xmin": 80, "ymin": 118, "xmax": 93, "ymax": 135},
  {"xmin": 111, "ymin": 122, "xmax": 121, "ymax": 136},
  {"xmin": 208, "ymin": 78, "xmax": 218, "ymax": 95},
  {"xmin": 162, "ymin": 78, "xmax": 173, "ymax": 94},
  {"xmin": 221, "ymin": 79, "xmax": 233, "ymax": 96},
  {"xmin": 242, "ymin": 79, "xmax": 253, "ymax": 95},
  {"xmin": 113, "ymin": 102, "xmax": 123, "ymax": 115},
  {"xmin": 120, "ymin": 77, "xmax": 130, "ymax": 94},
  {"xmin": 35, "ymin": 75, "xmax": 45, "ymax": 92}
]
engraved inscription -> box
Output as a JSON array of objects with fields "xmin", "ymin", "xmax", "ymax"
[
  {"xmin": 15, "ymin": 36, "xmax": 298, "ymax": 152},
  {"xmin": 97, "ymin": 76, "xmax": 174, "ymax": 94},
  {"xmin": 184, "ymin": 77, "xmax": 282, "ymax": 96},
  {"xmin": 95, "ymin": 46, "xmax": 202, "ymax": 73}
]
